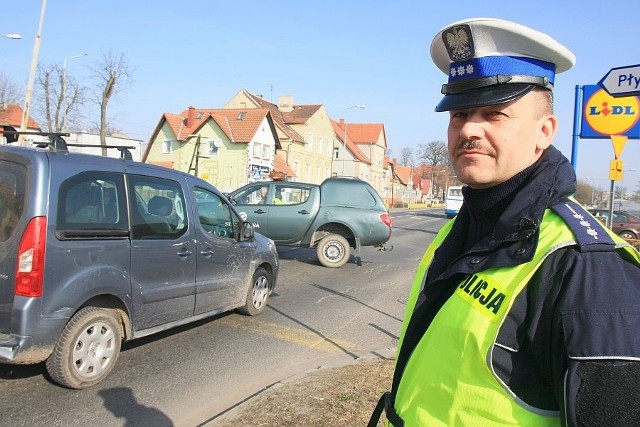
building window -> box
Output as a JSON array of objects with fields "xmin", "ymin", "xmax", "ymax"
[
  {"xmin": 334, "ymin": 147, "xmax": 339, "ymax": 159},
  {"xmin": 162, "ymin": 140, "xmax": 172, "ymax": 154},
  {"xmin": 262, "ymin": 144, "xmax": 271, "ymax": 160},
  {"xmin": 253, "ymin": 143, "xmax": 261, "ymax": 158},
  {"xmin": 307, "ymin": 133, "xmax": 313, "ymax": 152},
  {"xmin": 318, "ymin": 137, "xmax": 323, "ymax": 154},
  {"xmin": 207, "ymin": 140, "xmax": 221, "ymax": 156}
]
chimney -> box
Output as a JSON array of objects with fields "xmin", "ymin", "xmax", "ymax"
[
  {"xmin": 187, "ymin": 106, "xmax": 196, "ymax": 127},
  {"xmin": 278, "ymin": 95, "xmax": 294, "ymax": 113},
  {"xmin": 339, "ymin": 118, "xmax": 345, "ymax": 128}
]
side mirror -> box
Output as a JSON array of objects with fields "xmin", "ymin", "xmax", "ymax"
[{"xmin": 240, "ymin": 221, "xmax": 254, "ymax": 241}]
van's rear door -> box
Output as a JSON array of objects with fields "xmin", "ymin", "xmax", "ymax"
[{"xmin": 0, "ymin": 155, "xmax": 29, "ymax": 333}]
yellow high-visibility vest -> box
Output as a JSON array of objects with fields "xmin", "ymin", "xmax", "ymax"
[{"xmin": 393, "ymin": 205, "xmax": 640, "ymax": 426}]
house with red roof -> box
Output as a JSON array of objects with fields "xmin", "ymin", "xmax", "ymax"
[
  {"xmin": 143, "ymin": 106, "xmax": 280, "ymax": 192},
  {"xmin": 225, "ymin": 90, "xmax": 334, "ymax": 184},
  {"xmin": 0, "ymin": 103, "xmax": 42, "ymax": 145},
  {"xmin": 338, "ymin": 120, "xmax": 390, "ymax": 200}
]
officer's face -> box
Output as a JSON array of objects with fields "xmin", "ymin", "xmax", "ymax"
[{"xmin": 447, "ymin": 91, "xmax": 557, "ymax": 189}]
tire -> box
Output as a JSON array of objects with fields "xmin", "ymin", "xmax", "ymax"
[
  {"xmin": 238, "ymin": 267, "xmax": 271, "ymax": 316},
  {"xmin": 316, "ymin": 234, "xmax": 351, "ymax": 268},
  {"xmin": 619, "ymin": 230, "xmax": 637, "ymax": 240},
  {"xmin": 46, "ymin": 307, "xmax": 122, "ymax": 389}
]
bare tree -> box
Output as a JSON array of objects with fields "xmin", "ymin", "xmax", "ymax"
[
  {"xmin": 0, "ymin": 72, "xmax": 23, "ymax": 105},
  {"xmin": 417, "ymin": 140, "xmax": 448, "ymax": 166},
  {"xmin": 33, "ymin": 64, "xmax": 85, "ymax": 133},
  {"xmin": 89, "ymin": 51, "xmax": 133, "ymax": 154},
  {"xmin": 416, "ymin": 140, "xmax": 454, "ymax": 200},
  {"xmin": 399, "ymin": 147, "xmax": 414, "ymax": 166}
]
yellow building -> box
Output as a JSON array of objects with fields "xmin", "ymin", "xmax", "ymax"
[
  {"xmin": 143, "ymin": 106, "xmax": 279, "ymax": 192},
  {"xmin": 225, "ymin": 90, "xmax": 334, "ymax": 184}
]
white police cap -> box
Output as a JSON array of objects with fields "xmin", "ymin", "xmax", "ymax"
[{"xmin": 430, "ymin": 18, "xmax": 576, "ymax": 112}]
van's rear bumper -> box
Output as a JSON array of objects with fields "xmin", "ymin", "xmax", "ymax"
[{"xmin": 0, "ymin": 330, "xmax": 58, "ymax": 364}]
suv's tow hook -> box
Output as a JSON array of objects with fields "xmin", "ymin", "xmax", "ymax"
[{"xmin": 376, "ymin": 243, "xmax": 393, "ymax": 252}]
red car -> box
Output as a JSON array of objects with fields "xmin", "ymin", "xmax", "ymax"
[{"xmin": 588, "ymin": 209, "xmax": 640, "ymax": 240}]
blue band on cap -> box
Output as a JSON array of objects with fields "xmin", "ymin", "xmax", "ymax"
[{"xmin": 448, "ymin": 56, "xmax": 556, "ymax": 84}]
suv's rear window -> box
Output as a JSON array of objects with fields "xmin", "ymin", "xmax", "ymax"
[
  {"xmin": 322, "ymin": 181, "xmax": 376, "ymax": 207},
  {"xmin": 0, "ymin": 160, "xmax": 26, "ymax": 242}
]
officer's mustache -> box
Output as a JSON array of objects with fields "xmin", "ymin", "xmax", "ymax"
[{"xmin": 453, "ymin": 139, "xmax": 495, "ymax": 156}]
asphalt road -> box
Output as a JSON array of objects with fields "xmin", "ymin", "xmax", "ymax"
[{"xmin": 0, "ymin": 208, "xmax": 448, "ymax": 427}]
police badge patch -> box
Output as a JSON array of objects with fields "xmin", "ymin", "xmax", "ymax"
[{"xmin": 442, "ymin": 24, "xmax": 474, "ymax": 62}]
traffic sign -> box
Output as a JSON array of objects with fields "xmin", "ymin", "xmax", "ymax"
[
  {"xmin": 599, "ymin": 64, "xmax": 640, "ymax": 97},
  {"xmin": 610, "ymin": 159, "xmax": 624, "ymax": 181}
]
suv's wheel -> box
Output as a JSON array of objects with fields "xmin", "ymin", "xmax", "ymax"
[
  {"xmin": 620, "ymin": 230, "xmax": 637, "ymax": 240},
  {"xmin": 46, "ymin": 307, "xmax": 122, "ymax": 389},
  {"xmin": 317, "ymin": 234, "xmax": 350, "ymax": 268},
  {"xmin": 238, "ymin": 267, "xmax": 271, "ymax": 316}
]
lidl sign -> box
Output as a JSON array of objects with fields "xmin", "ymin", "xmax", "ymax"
[{"xmin": 580, "ymin": 84, "xmax": 640, "ymax": 139}]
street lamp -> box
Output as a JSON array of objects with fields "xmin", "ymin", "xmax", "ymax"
[
  {"xmin": 1, "ymin": 33, "xmax": 22, "ymax": 39},
  {"xmin": 61, "ymin": 53, "xmax": 87, "ymax": 131},
  {"xmin": 621, "ymin": 168, "xmax": 637, "ymax": 202},
  {"xmin": 19, "ymin": 0, "xmax": 48, "ymax": 146},
  {"xmin": 341, "ymin": 104, "xmax": 366, "ymax": 176},
  {"xmin": 584, "ymin": 177, "xmax": 597, "ymax": 207}
]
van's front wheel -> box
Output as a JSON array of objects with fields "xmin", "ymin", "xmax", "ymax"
[
  {"xmin": 317, "ymin": 234, "xmax": 350, "ymax": 268},
  {"xmin": 46, "ymin": 307, "xmax": 122, "ymax": 389}
]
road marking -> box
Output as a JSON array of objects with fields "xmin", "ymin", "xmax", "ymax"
[{"xmin": 219, "ymin": 316, "xmax": 356, "ymax": 353}]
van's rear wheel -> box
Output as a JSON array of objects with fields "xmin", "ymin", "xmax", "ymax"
[
  {"xmin": 46, "ymin": 307, "xmax": 122, "ymax": 389},
  {"xmin": 317, "ymin": 234, "xmax": 350, "ymax": 268}
]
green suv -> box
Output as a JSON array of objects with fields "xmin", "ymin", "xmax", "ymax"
[{"xmin": 229, "ymin": 178, "xmax": 393, "ymax": 268}]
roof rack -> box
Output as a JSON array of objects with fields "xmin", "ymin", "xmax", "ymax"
[{"xmin": 3, "ymin": 131, "xmax": 135, "ymax": 160}]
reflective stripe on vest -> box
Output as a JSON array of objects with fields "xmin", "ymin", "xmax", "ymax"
[{"xmin": 393, "ymin": 207, "xmax": 640, "ymax": 426}]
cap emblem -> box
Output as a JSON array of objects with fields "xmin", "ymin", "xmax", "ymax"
[{"xmin": 443, "ymin": 24, "xmax": 474, "ymax": 62}]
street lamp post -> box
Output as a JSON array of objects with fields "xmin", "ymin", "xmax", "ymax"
[
  {"xmin": 341, "ymin": 104, "xmax": 365, "ymax": 177},
  {"xmin": 621, "ymin": 168, "xmax": 637, "ymax": 202},
  {"xmin": 19, "ymin": 0, "xmax": 48, "ymax": 146},
  {"xmin": 585, "ymin": 177, "xmax": 596, "ymax": 207},
  {"xmin": 61, "ymin": 53, "xmax": 87, "ymax": 131}
]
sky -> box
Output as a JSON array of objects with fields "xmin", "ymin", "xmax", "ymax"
[{"xmin": 4, "ymin": 0, "xmax": 640, "ymax": 191}]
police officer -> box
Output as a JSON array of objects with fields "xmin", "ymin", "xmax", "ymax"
[{"xmin": 370, "ymin": 18, "xmax": 640, "ymax": 427}]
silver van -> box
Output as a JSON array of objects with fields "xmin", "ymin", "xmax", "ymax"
[{"xmin": 0, "ymin": 140, "xmax": 278, "ymax": 389}]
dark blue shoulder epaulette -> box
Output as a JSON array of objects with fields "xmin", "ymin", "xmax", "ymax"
[{"xmin": 551, "ymin": 199, "xmax": 616, "ymax": 251}]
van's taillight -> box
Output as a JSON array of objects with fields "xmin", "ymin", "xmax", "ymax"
[
  {"xmin": 15, "ymin": 217, "xmax": 47, "ymax": 297},
  {"xmin": 380, "ymin": 213, "xmax": 392, "ymax": 228}
]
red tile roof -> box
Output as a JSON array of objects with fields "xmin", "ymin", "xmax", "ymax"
[
  {"xmin": 168, "ymin": 107, "xmax": 274, "ymax": 143},
  {"xmin": 331, "ymin": 119, "xmax": 371, "ymax": 164},
  {"xmin": 394, "ymin": 165, "xmax": 412, "ymax": 186},
  {"xmin": 0, "ymin": 104, "xmax": 41, "ymax": 130},
  {"xmin": 345, "ymin": 123, "xmax": 386, "ymax": 147},
  {"xmin": 272, "ymin": 153, "xmax": 297, "ymax": 178},
  {"xmin": 241, "ymin": 91, "xmax": 305, "ymax": 142}
]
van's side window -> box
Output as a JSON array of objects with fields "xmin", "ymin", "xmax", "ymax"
[
  {"xmin": 193, "ymin": 188, "xmax": 237, "ymax": 239},
  {"xmin": 128, "ymin": 175, "xmax": 187, "ymax": 240},
  {"xmin": 57, "ymin": 172, "xmax": 128, "ymax": 234}
]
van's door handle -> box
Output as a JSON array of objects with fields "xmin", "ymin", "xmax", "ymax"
[
  {"xmin": 298, "ymin": 210, "xmax": 310, "ymax": 214},
  {"xmin": 177, "ymin": 248, "xmax": 192, "ymax": 257},
  {"xmin": 200, "ymin": 249, "xmax": 214, "ymax": 257},
  {"xmin": 254, "ymin": 209, "xmax": 267, "ymax": 214}
]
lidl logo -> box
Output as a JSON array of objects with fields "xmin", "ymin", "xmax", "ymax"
[{"xmin": 581, "ymin": 85, "xmax": 640, "ymax": 138}]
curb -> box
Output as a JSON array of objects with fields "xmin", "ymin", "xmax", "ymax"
[{"xmin": 202, "ymin": 347, "xmax": 397, "ymax": 426}]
